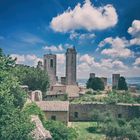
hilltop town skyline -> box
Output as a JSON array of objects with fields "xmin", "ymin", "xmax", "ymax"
[{"xmin": 0, "ymin": 0, "xmax": 140, "ymax": 78}]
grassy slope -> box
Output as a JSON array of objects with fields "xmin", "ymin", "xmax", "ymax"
[{"xmin": 71, "ymin": 122, "xmax": 105, "ymax": 140}]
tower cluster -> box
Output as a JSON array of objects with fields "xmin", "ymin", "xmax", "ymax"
[{"xmin": 37, "ymin": 47, "xmax": 77, "ymax": 88}]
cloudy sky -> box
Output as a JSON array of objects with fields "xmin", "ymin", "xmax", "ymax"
[{"xmin": 0, "ymin": 0, "xmax": 140, "ymax": 78}]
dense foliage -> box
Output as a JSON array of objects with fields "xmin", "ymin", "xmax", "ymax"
[
  {"xmin": 90, "ymin": 110, "xmax": 140, "ymax": 140},
  {"xmin": 87, "ymin": 77, "xmax": 105, "ymax": 91},
  {"xmin": 118, "ymin": 76, "xmax": 128, "ymax": 90},
  {"xmin": 44, "ymin": 120, "xmax": 77, "ymax": 140},
  {"xmin": 13, "ymin": 65, "xmax": 49, "ymax": 97},
  {"xmin": 23, "ymin": 102, "xmax": 46, "ymax": 122},
  {"xmin": 104, "ymin": 91, "xmax": 135, "ymax": 104},
  {"xmin": 24, "ymin": 103, "xmax": 78, "ymax": 140},
  {"xmin": 0, "ymin": 49, "xmax": 33, "ymax": 140}
]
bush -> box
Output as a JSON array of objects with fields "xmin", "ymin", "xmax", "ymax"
[
  {"xmin": 23, "ymin": 102, "xmax": 45, "ymax": 122},
  {"xmin": 44, "ymin": 120, "xmax": 77, "ymax": 140}
]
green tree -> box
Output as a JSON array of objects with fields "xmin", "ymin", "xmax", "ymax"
[
  {"xmin": 0, "ymin": 49, "xmax": 33, "ymax": 140},
  {"xmin": 118, "ymin": 76, "xmax": 128, "ymax": 90},
  {"xmin": 44, "ymin": 120, "xmax": 77, "ymax": 140},
  {"xmin": 86, "ymin": 77, "xmax": 105, "ymax": 91},
  {"xmin": 13, "ymin": 65, "xmax": 49, "ymax": 97}
]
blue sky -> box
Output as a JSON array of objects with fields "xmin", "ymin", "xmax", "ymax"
[{"xmin": 0, "ymin": 0, "xmax": 140, "ymax": 78}]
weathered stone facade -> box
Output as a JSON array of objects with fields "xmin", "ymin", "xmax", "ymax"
[
  {"xmin": 36, "ymin": 101, "xmax": 69, "ymax": 125},
  {"xmin": 37, "ymin": 61, "xmax": 43, "ymax": 70},
  {"xmin": 69, "ymin": 103, "xmax": 140, "ymax": 121},
  {"xmin": 44, "ymin": 54, "xmax": 57, "ymax": 87},
  {"xmin": 101, "ymin": 77, "xmax": 107, "ymax": 87},
  {"xmin": 112, "ymin": 74, "xmax": 120, "ymax": 88},
  {"xmin": 90, "ymin": 73, "xmax": 95, "ymax": 79},
  {"xmin": 66, "ymin": 47, "xmax": 77, "ymax": 85},
  {"xmin": 44, "ymin": 111, "xmax": 69, "ymax": 124}
]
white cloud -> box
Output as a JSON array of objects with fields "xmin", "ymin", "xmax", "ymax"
[
  {"xmin": 98, "ymin": 37, "xmax": 133, "ymax": 58},
  {"xmin": 10, "ymin": 54, "xmax": 42, "ymax": 66},
  {"xmin": 134, "ymin": 57, "xmax": 140, "ymax": 66},
  {"xmin": 43, "ymin": 44, "xmax": 64, "ymax": 52},
  {"xmin": 77, "ymin": 54, "xmax": 129, "ymax": 78},
  {"xmin": 70, "ymin": 31, "xmax": 95, "ymax": 40},
  {"xmin": 56, "ymin": 54, "xmax": 65, "ymax": 64},
  {"xmin": 128, "ymin": 20, "xmax": 140, "ymax": 46},
  {"xmin": 128, "ymin": 20, "xmax": 140, "ymax": 37},
  {"xmin": 79, "ymin": 54, "xmax": 100, "ymax": 67},
  {"xmin": 50, "ymin": 0, "xmax": 118, "ymax": 32},
  {"xmin": 18, "ymin": 32, "xmax": 45, "ymax": 44}
]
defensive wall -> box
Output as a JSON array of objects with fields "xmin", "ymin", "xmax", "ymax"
[{"xmin": 69, "ymin": 102, "xmax": 140, "ymax": 121}]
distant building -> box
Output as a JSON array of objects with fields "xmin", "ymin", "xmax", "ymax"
[
  {"xmin": 129, "ymin": 85, "xmax": 137, "ymax": 93},
  {"xmin": 101, "ymin": 77, "xmax": 107, "ymax": 87},
  {"xmin": 44, "ymin": 54, "xmax": 57, "ymax": 87},
  {"xmin": 36, "ymin": 101, "xmax": 69, "ymax": 125},
  {"xmin": 50, "ymin": 84, "xmax": 80, "ymax": 100},
  {"xmin": 45, "ymin": 90, "xmax": 67, "ymax": 101},
  {"xmin": 66, "ymin": 47, "xmax": 77, "ymax": 85},
  {"xmin": 112, "ymin": 74, "xmax": 120, "ymax": 89},
  {"xmin": 61, "ymin": 77, "xmax": 66, "ymax": 85},
  {"xmin": 37, "ymin": 61, "xmax": 43, "ymax": 70},
  {"xmin": 90, "ymin": 73, "xmax": 95, "ymax": 79}
]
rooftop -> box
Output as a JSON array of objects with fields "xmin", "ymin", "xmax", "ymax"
[{"xmin": 36, "ymin": 101, "xmax": 69, "ymax": 112}]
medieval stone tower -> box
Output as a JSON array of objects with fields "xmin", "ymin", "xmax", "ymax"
[
  {"xmin": 44, "ymin": 54, "xmax": 56, "ymax": 87},
  {"xmin": 112, "ymin": 74, "xmax": 120, "ymax": 89},
  {"xmin": 66, "ymin": 47, "xmax": 77, "ymax": 85}
]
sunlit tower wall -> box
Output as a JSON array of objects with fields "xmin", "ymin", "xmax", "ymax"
[
  {"xmin": 112, "ymin": 74, "xmax": 120, "ymax": 89},
  {"xmin": 66, "ymin": 47, "xmax": 77, "ymax": 85},
  {"xmin": 44, "ymin": 54, "xmax": 57, "ymax": 87}
]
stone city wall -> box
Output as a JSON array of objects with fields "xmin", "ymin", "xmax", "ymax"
[{"xmin": 69, "ymin": 103, "xmax": 140, "ymax": 121}]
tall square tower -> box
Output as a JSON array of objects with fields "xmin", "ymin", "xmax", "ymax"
[
  {"xmin": 44, "ymin": 54, "xmax": 57, "ymax": 87},
  {"xmin": 112, "ymin": 74, "xmax": 120, "ymax": 89},
  {"xmin": 66, "ymin": 47, "xmax": 77, "ymax": 85}
]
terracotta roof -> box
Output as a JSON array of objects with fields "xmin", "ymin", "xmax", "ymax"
[
  {"xmin": 66, "ymin": 85, "xmax": 80, "ymax": 98},
  {"xmin": 46, "ymin": 91, "xmax": 65, "ymax": 96},
  {"xmin": 31, "ymin": 115, "xmax": 52, "ymax": 140},
  {"xmin": 36, "ymin": 101, "xmax": 69, "ymax": 111}
]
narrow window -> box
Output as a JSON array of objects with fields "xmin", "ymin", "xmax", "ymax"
[
  {"xmin": 51, "ymin": 115, "xmax": 56, "ymax": 120},
  {"xmin": 50, "ymin": 59, "xmax": 53, "ymax": 68},
  {"xmin": 118, "ymin": 114, "xmax": 122, "ymax": 118},
  {"xmin": 74, "ymin": 112, "xmax": 78, "ymax": 118}
]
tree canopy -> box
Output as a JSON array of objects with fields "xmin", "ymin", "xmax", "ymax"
[
  {"xmin": 118, "ymin": 76, "xmax": 128, "ymax": 90},
  {"xmin": 0, "ymin": 49, "xmax": 33, "ymax": 140},
  {"xmin": 87, "ymin": 77, "xmax": 105, "ymax": 91},
  {"xmin": 13, "ymin": 64, "xmax": 50, "ymax": 97}
]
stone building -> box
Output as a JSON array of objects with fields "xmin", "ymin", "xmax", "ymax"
[
  {"xmin": 49, "ymin": 84, "xmax": 80, "ymax": 100},
  {"xmin": 37, "ymin": 61, "xmax": 43, "ymax": 70},
  {"xmin": 36, "ymin": 101, "xmax": 69, "ymax": 125},
  {"xmin": 61, "ymin": 77, "xmax": 66, "ymax": 85},
  {"xmin": 31, "ymin": 90, "xmax": 43, "ymax": 101},
  {"xmin": 112, "ymin": 74, "xmax": 120, "ymax": 89},
  {"xmin": 90, "ymin": 73, "xmax": 95, "ymax": 79},
  {"xmin": 44, "ymin": 54, "xmax": 57, "ymax": 87},
  {"xmin": 66, "ymin": 47, "xmax": 77, "ymax": 85},
  {"xmin": 45, "ymin": 91, "xmax": 67, "ymax": 101},
  {"xmin": 101, "ymin": 77, "xmax": 107, "ymax": 87}
]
